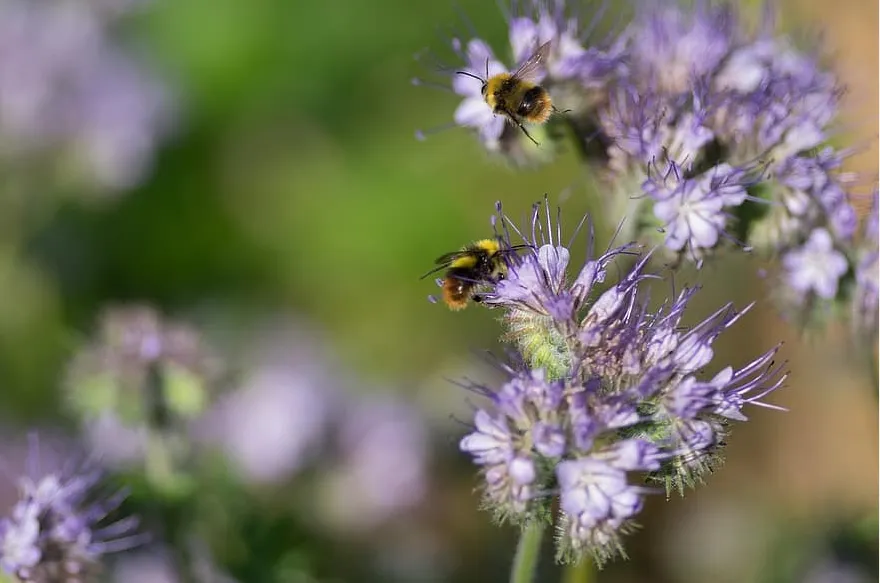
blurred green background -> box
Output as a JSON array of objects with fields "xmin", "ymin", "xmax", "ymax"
[{"xmin": 0, "ymin": 0, "xmax": 875, "ymax": 582}]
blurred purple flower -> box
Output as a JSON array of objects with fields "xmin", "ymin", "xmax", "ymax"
[
  {"xmin": 0, "ymin": 0, "xmax": 174, "ymax": 193},
  {"xmin": 627, "ymin": 3, "xmax": 735, "ymax": 95},
  {"xmin": 64, "ymin": 305, "xmax": 219, "ymax": 492},
  {"xmin": 320, "ymin": 400, "xmax": 428, "ymax": 531},
  {"xmin": 853, "ymin": 192, "xmax": 879, "ymax": 333},
  {"xmin": 208, "ymin": 362, "xmax": 332, "ymax": 485},
  {"xmin": 782, "ymin": 229, "xmax": 848, "ymax": 300},
  {"xmin": 0, "ymin": 434, "xmax": 145, "ymax": 582}
]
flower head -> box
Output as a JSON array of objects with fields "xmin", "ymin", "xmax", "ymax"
[
  {"xmin": 0, "ymin": 437, "xmax": 144, "ymax": 582},
  {"xmin": 65, "ymin": 305, "xmax": 219, "ymax": 427},
  {"xmin": 782, "ymin": 228, "xmax": 849, "ymax": 300},
  {"xmin": 627, "ymin": 3, "xmax": 736, "ymax": 95},
  {"xmin": 64, "ymin": 305, "xmax": 220, "ymax": 491},
  {"xmin": 457, "ymin": 199, "xmax": 786, "ymax": 565},
  {"xmin": 417, "ymin": 0, "xmax": 624, "ymax": 162},
  {"xmin": 0, "ymin": 0, "xmax": 174, "ymax": 193},
  {"xmin": 853, "ymin": 191, "xmax": 879, "ymax": 333},
  {"xmin": 646, "ymin": 161, "xmax": 752, "ymax": 258}
]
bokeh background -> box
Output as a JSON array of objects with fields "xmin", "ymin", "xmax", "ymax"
[{"xmin": 0, "ymin": 0, "xmax": 875, "ymax": 582}]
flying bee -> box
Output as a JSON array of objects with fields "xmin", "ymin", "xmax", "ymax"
[
  {"xmin": 456, "ymin": 41, "xmax": 564, "ymax": 146},
  {"xmin": 421, "ymin": 239, "xmax": 529, "ymax": 310}
]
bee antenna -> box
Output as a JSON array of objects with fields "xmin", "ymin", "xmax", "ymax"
[
  {"xmin": 455, "ymin": 71, "xmax": 486, "ymax": 84},
  {"xmin": 485, "ymin": 57, "xmax": 489, "ymax": 80}
]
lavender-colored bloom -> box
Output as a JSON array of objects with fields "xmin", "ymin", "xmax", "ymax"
[
  {"xmin": 459, "ymin": 368, "xmax": 565, "ymax": 516},
  {"xmin": 711, "ymin": 37, "xmax": 839, "ymax": 162},
  {"xmin": 427, "ymin": 1, "xmax": 858, "ymax": 285},
  {"xmin": 65, "ymin": 305, "xmax": 219, "ymax": 430},
  {"xmin": 647, "ymin": 162, "xmax": 748, "ymax": 255},
  {"xmin": 0, "ymin": 0, "xmax": 173, "ymax": 193},
  {"xmin": 457, "ymin": 199, "xmax": 786, "ymax": 564},
  {"xmin": 418, "ymin": 0, "xmax": 624, "ymax": 159},
  {"xmin": 451, "ymin": 39, "xmax": 507, "ymax": 147},
  {"xmin": 0, "ymin": 440, "xmax": 144, "ymax": 582},
  {"xmin": 782, "ymin": 229, "xmax": 848, "ymax": 300},
  {"xmin": 209, "ymin": 361, "xmax": 331, "ymax": 485},
  {"xmin": 556, "ymin": 441, "xmax": 659, "ymax": 558},
  {"xmin": 322, "ymin": 400, "xmax": 428, "ymax": 531},
  {"xmin": 506, "ymin": 1, "xmax": 624, "ymax": 87},
  {"xmin": 627, "ymin": 3, "xmax": 735, "ymax": 95},
  {"xmin": 64, "ymin": 305, "xmax": 219, "ymax": 491},
  {"xmin": 853, "ymin": 192, "xmax": 879, "ymax": 332}
]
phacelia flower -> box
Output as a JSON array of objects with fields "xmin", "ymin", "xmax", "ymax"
[
  {"xmin": 64, "ymin": 305, "xmax": 220, "ymax": 490},
  {"xmin": 852, "ymin": 190, "xmax": 879, "ymax": 334},
  {"xmin": 424, "ymin": 0, "xmax": 867, "ymax": 330},
  {"xmin": 0, "ymin": 0, "xmax": 175, "ymax": 194},
  {"xmin": 319, "ymin": 399, "xmax": 428, "ymax": 531},
  {"xmin": 416, "ymin": 0, "xmax": 624, "ymax": 163},
  {"xmin": 782, "ymin": 228, "xmax": 849, "ymax": 300},
  {"xmin": 457, "ymin": 199, "xmax": 786, "ymax": 566},
  {"xmin": 645, "ymin": 161, "xmax": 752, "ymax": 258},
  {"xmin": 0, "ymin": 438, "xmax": 144, "ymax": 582}
]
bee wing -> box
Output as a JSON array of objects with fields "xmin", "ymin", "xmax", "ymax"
[
  {"xmin": 510, "ymin": 40, "xmax": 551, "ymax": 83},
  {"xmin": 419, "ymin": 251, "xmax": 467, "ymax": 279}
]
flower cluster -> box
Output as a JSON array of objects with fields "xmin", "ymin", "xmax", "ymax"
[
  {"xmin": 458, "ymin": 199, "xmax": 786, "ymax": 565},
  {"xmin": 0, "ymin": 0, "xmax": 174, "ymax": 193},
  {"xmin": 198, "ymin": 319, "xmax": 429, "ymax": 532},
  {"xmin": 421, "ymin": 0, "xmax": 874, "ymax": 331},
  {"xmin": 851, "ymin": 191, "xmax": 878, "ymax": 334},
  {"xmin": 64, "ymin": 305, "xmax": 220, "ymax": 491},
  {"xmin": 0, "ymin": 450, "xmax": 142, "ymax": 582}
]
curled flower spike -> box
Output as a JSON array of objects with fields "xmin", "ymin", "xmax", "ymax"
[
  {"xmin": 456, "ymin": 199, "xmax": 787, "ymax": 565},
  {"xmin": 0, "ymin": 437, "xmax": 146, "ymax": 582}
]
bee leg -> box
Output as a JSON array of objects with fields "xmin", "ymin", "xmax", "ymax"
[
  {"xmin": 552, "ymin": 105, "xmax": 572, "ymax": 115},
  {"xmin": 516, "ymin": 122, "xmax": 540, "ymax": 146}
]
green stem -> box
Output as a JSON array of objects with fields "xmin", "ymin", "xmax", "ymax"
[
  {"xmin": 510, "ymin": 521, "xmax": 545, "ymax": 583},
  {"xmin": 561, "ymin": 559, "xmax": 595, "ymax": 583}
]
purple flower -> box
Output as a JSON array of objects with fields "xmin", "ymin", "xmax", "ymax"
[
  {"xmin": 455, "ymin": 198, "xmax": 787, "ymax": 563},
  {"xmin": 459, "ymin": 368, "xmax": 566, "ymax": 516},
  {"xmin": 646, "ymin": 162, "xmax": 749, "ymax": 255},
  {"xmin": 627, "ymin": 3, "xmax": 735, "ymax": 95},
  {"xmin": 507, "ymin": 1, "xmax": 624, "ymax": 86},
  {"xmin": 0, "ymin": 439, "xmax": 145, "ymax": 582},
  {"xmin": 783, "ymin": 229, "xmax": 849, "ymax": 300},
  {"xmin": 0, "ymin": 0, "xmax": 174, "ymax": 193},
  {"xmin": 556, "ymin": 440, "xmax": 660, "ymax": 560},
  {"xmin": 711, "ymin": 37, "xmax": 838, "ymax": 160},
  {"xmin": 451, "ymin": 39, "xmax": 507, "ymax": 147},
  {"xmin": 322, "ymin": 400, "xmax": 428, "ymax": 531},
  {"xmin": 853, "ymin": 191, "xmax": 879, "ymax": 332},
  {"xmin": 64, "ymin": 305, "xmax": 220, "ymax": 483},
  {"xmin": 774, "ymin": 150, "xmax": 858, "ymax": 244}
]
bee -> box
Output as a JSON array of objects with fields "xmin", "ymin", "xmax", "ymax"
[
  {"xmin": 456, "ymin": 41, "xmax": 563, "ymax": 146},
  {"xmin": 421, "ymin": 239, "xmax": 528, "ymax": 310}
]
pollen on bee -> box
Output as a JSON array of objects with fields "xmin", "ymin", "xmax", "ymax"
[
  {"xmin": 526, "ymin": 96, "xmax": 553, "ymax": 124},
  {"xmin": 441, "ymin": 291, "xmax": 470, "ymax": 311}
]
